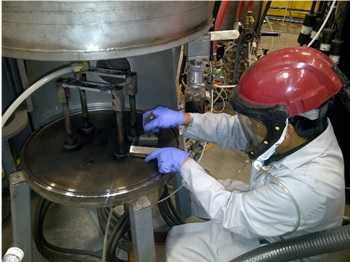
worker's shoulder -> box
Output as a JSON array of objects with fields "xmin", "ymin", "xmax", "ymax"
[{"xmin": 277, "ymin": 120, "xmax": 343, "ymax": 172}]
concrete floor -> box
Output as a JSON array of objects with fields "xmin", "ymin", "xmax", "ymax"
[{"xmin": 3, "ymin": 20, "xmax": 350, "ymax": 261}]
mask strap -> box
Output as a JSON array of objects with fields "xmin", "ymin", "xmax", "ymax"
[{"xmin": 253, "ymin": 119, "xmax": 289, "ymax": 171}]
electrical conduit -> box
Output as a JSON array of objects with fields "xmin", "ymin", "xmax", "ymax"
[{"xmin": 2, "ymin": 66, "xmax": 73, "ymax": 127}]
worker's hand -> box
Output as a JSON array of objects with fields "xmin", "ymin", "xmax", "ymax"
[
  {"xmin": 145, "ymin": 147, "xmax": 189, "ymax": 174},
  {"xmin": 143, "ymin": 106, "xmax": 184, "ymax": 133}
]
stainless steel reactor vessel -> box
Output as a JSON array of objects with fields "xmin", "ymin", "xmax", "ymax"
[
  {"xmin": 3, "ymin": 1, "xmax": 212, "ymax": 61},
  {"xmin": 3, "ymin": 1, "xmax": 213, "ymax": 207}
]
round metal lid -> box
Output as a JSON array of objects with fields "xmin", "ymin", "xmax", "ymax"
[
  {"xmin": 3, "ymin": 2, "xmax": 212, "ymax": 61},
  {"xmin": 21, "ymin": 110, "xmax": 177, "ymax": 207}
]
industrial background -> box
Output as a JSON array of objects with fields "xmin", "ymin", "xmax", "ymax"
[{"xmin": 2, "ymin": 1, "xmax": 350, "ymax": 262}]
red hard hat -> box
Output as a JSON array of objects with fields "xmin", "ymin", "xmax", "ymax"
[{"xmin": 237, "ymin": 47, "xmax": 343, "ymax": 117}]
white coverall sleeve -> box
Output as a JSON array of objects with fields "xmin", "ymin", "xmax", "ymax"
[
  {"xmin": 181, "ymin": 159, "xmax": 299, "ymax": 239},
  {"xmin": 184, "ymin": 113, "xmax": 247, "ymax": 150}
]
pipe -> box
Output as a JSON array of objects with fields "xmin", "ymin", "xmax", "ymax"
[
  {"xmin": 308, "ymin": 0, "xmax": 336, "ymax": 47},
  {"xmin": 2, "ymin": 66, "xmax": 73, "ymax": 127},
  {"xmin": 111, "ymin": 87, "xmax": 127, "ymax": 158},
  {"xmin": 256, "ymin": 1, "xmax": 272, "ymax": 35},
  {"xmin": 247, "ymin": 1, "xmax": 254, "ymax": 13},
  {"xmin": 214, "ymin": 0, "xmax": 230, "ymax": 31},
  {"xmin": 311, "ymin": 0, "xmax": 317, "ymax": 14},
  {"xmin": 230, "ymin": 225, "xmax": 350, "ymax": 262},
  {"xmin": 235, "ymin": 1, "xmax": 245, "ymax": 22}
]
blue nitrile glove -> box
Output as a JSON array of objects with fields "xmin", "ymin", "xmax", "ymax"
[
  {"xmin": 145, "ymin": 147, "xmax": 189, "ymax": 174},
  {"xmin": 143, "ymin": 106, "xmax": 184, "ymax": 133}
]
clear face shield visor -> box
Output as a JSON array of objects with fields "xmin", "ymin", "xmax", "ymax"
[{"xmin": 237, "ymin": 113, "xmax": 268, "ymax": 153}]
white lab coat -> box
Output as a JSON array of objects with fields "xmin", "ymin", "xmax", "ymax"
[{"xmin": 166, "ymin": 113, "xmax": 345, "ymax": 262}]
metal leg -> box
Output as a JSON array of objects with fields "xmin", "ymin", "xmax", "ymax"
[
  {"xmin": 112, "ymin": 87, "xmax": 127, "ymax": 158},
  {"xmin": 9, "ymin": 172, "xmax": 32, "ymax": 262},
  {"xmin": 128, "ymin": 197, "xmax": 156, "ymax": 262},
  {"xmin": 59, "ymin": 86, "xmax": 79, "ymax": 151},
  {"xmin": 126, "ymin": 73, "xmax": 138, "ymax": 139},
  {"xmin": 2, "ymin": 141, "xmax": 16, "ymax": 174},
  {"xmin": 129, "ymin": 95, "xmax": 137, "ymax": 138},
  {"xmin": 78, "ymin": 73, "xmax": 95, "ymax": 135}
]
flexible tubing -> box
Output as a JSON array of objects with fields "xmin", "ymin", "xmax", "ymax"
[
  {"xmin": 102, "ymin": 208, "xmax": 113, "ymax": 262},
  {"xmin": 2, "ymin": 66, "xmax": 73, "ymax": 127},
  {"xmin": 214, "ymin": 0, "xmax": 230, "ymax": 31},
  {"xmin": 308, "ymin": 0, "xmax": 336, "ymax": 47},
  {"xmin": 230, "ymin": 224, "xmax": 350, "ymax": 262}
]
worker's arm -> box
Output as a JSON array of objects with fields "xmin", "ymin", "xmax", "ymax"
[
  {"xmin": 180, "ymin": 158, "xmax": 322, "ymax": 239},
  {"xmin": 184, "ymin": 112, "xmax": 247, "ymax": 150}
]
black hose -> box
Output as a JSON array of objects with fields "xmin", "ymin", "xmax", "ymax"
[
  {"xmin": 230, "ymin": 225, "xmax": 350, "ymax": 262},
  {"xmin": 159, "ymin": 199, "xmax": 179, "ymax": 226},
  {"xmin": 164, "ymin": 186, "xmax": 184, "ymax": 225},
  {"xmin": 158, "ymin": 185, "xmax": 184, "ymax": 226},
  {"xmin": 97, "ymin": 207, "xmax": 121, "ymax": 233},
  {"xmin": 34, "ymin": 198, "xmax": 101, "ymax": 262},
  {"xmin": 106, "ymin": 213, "xmax": 129, "ymax": 262}
]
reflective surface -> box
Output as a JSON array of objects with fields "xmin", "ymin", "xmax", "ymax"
[
  {"xmin": 3, "ymin": 1, "xmax": 212, "ymax": 61},
  {"xmin": 21, "ymin": 110, "xmax": 177, "ymax": 207}
]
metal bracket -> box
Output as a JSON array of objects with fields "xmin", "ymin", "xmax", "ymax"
[
  {"xmin": 210, "ymin": 30, "xmax": 240, "ymax": 41},
  {"xmin": 9, "ymin": 171, "xmax": 32, "ymax": 262},
  {"xmin": 128, "ymin": 196, "xmax": 156, "ymax": 262}
]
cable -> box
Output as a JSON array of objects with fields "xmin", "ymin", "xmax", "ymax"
[
  {"xmin": 102, "ymin": 208, "xmax": 114, "ymax": 262},
  {"xmin": 2, "ymin": 66, "xmax": 73, "ymax": 127},
  {"xmin": 163, "ymin": 185, "xmax": 184, "ymax": 224},
  {"xmin": 308, "ymin": 0, "xmax": 336, "ymax": 47},
  {"xmin": 158, "ymin": 185, "xmax": 184, "ymax": 226},
  {"xmin": 106, "ymin": 213, "xmax": 129, "ymax": 262},
  {"xmin": 158, "ymin": 184, "xmax": 184, "ymax": 205}
]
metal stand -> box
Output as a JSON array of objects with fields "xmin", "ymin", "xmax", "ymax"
[
  {"xmin": 112, "ymin": 86, "xmax": 128, "ymax": 158},
  {"xmin": 9, "ymin": 172, "xmax": 32, "ymax": 262},
  {"xmin": 126, "ymin": 73, "xmax": 138, "ymax": 139},
  {"xmin": 78, "ymin": 73, "xmax": 95, "ymax": 135},
  {"xmin": 128, "ymin": 197, "xmax": 156, "ymax": 262}
]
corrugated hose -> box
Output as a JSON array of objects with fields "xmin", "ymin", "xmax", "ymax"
[{"xmin": 230, "ymin": 224, "xmax": 350, "ymax": 262}]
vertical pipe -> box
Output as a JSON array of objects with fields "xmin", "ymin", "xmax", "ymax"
[
  {"xmin": 235, "ymin": 1, "xmax": 244, "ymax": 22},
  {"xmin": 9, "ymin": 172, "xmax": 32, "ymax": 262},
  {"xmin": 112, "ymin": 87, "xmax": 127, "ymax": 158},
  {"xmin": 79, "ymin": 89, "xmax": 89, "ymax": 120},
  {"xmin": 129, "ymin": 94, "xmax": 137, "ymax": 136},
  {"xmin": 58, "ymin": 83, "xmax": 78, "ymax": 150},
  {"xmin": 62, "ymin": 87, "xmax": 73, "ymax": 136},
  {"xmin": 78, "ymin": 73, "xmax": 95, "ymax": 135},
  {"xmin": 214, "ymin": 0, "xmax": 230, "ymax": 31},
  {"xmin": 78, "ymin": 73, "xmax": 89, "ymax": 120},
  {"xmin": 127, "ymin": 73, "xmax": 138, "ymax": 139}
]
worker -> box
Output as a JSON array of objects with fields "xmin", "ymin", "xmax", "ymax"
[{"xmin": 143, "ymin": 47, "xmax": 346, "ymax": 261}]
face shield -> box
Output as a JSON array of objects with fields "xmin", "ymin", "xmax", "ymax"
[
  {"xmin": 237, "ymin": 113, "xmax": 268, "ymax": 152},
  {"xmin": 231, "ymin": 89, "xmax": 289, "ymax": 165}
]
